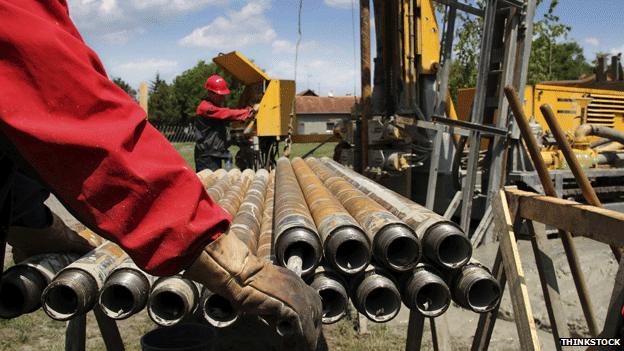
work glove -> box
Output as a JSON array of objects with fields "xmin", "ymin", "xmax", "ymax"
[{"xmin": 184, "ymin": 232, "xmax": 322, "ymax": 350}]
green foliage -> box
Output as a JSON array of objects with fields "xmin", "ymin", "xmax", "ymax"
[
  {"xmin": 111, "ymin": 77, "xmax": 137, "ymax": 101},
  {"xmin": 148, "ymin": 73, "xmax": 178, "ymax": 124}
]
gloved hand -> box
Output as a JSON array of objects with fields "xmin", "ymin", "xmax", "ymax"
[{"xmin": 184, "ymin": 233, "xmax": 322, "ymax": 350}]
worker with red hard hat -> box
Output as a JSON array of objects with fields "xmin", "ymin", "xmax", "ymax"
[
  {"xmin": 194, "ymin": 74, "xmax": 253, "ymax": 171},
  {"xmin": 0, "ymin": 2, "xmax": 320, "ymax": 350}
]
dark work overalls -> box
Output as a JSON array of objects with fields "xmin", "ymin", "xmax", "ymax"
[{"xmin": 194, "ymin": 117, "xmax": 230, "ymax": 172}]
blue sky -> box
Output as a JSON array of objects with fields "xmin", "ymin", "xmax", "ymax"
[{"xmin": 67, "ymin": 0, "xmax": 623, "ymax": 96}]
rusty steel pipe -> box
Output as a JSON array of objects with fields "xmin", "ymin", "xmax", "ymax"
[
  {"xmin": 274, "ymin": 157, "xmax": 322, "ymax": 276},
  {"xmin": 148, "ymin": 276, "xmax": 200, "ymax": 327},
  {"xmin": 42, "ymin": 241, "xmax": 127, "ymax": 320},
  {"xmin": 309, "ymin": 268, "xmax": 349, "ymax": 324},
  {"xmin": 257, "ymin": 171, "xmax": 275, "ymax": 261},
  {"xmin": 291, "ymin": 157, "xmax": 371, "ymax": 275},
  {"xmin": 0, "ymin": 253, "xmax": 79, "ymax": 319},
  {"xmin": 217, "ymin": 169, "xmax": 254, "ymax": 217},
  {"xmin": 320, "ymin": 157, "xmax": 471, "ymax": 269},
  {"xmin": 351, "ymin": 265, "xmax": 402, "ymax": 323},
  {"xmin": 306, "ymin": 157, "xmax": 421, "ymax": 271},
  {"xmin": 448, "ymin": 261, "xmax": 501, "ymax": 313},
  {"xmin": 229, "ymin": 169, "xmax": 269, "ymax": 253},
  {"xmin": 400, "ymin": 264, "xmax": 450, "ymax": 317},
  {"xmin": 206, "ymin": 168, "xmax": 241, "ymax": 202},
  {"xmin": 200, "ymin": 287, "xmax": 238, "ymax": 328},
  {"xmin": 198, "ymin": 168, "xmax": 227, "ymax": 189},
  {"xmin": 98, "ymin": 257, "xmax": 152, "ymax": 320}
]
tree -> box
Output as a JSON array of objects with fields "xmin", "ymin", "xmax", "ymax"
[
  {"xmin": 148, "ymin": 73, "xmax": 178, "ymax": 124},
  {"xmin": 112, "ymin": 77, "xmax": 137, "ymax": 101}
]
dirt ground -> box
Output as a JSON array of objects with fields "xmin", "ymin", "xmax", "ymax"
[{"xmin": 0, "ymin": 196, "xmax": 618, "ymax": 350}]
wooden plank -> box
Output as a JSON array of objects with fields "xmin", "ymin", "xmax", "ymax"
[
  {"xmin": 405, "ymin": 311, "xmax": 426, "ymax": 351},
  {"xmin": 492, "ymin": 190, "xmax": 541, "ymax": 351},
  {"xmin": 93, "ymin": 307, "xmax": 125, "ymax": 351},
  {"xmin": 65, "ymin": 314, "xmax": 86, "ymax": 351},
  {"xmin": 506, "ymin": 188, "xmax": 624, "ymax": 247}
]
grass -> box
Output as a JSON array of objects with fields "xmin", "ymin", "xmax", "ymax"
[{"xmin": 172, "ymin": 141, "xmax": 337, "ymax": 169}]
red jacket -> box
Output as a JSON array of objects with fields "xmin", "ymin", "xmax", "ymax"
[
  {"xmin": 196, "ymin": 100, "xmax": 252, "ymax": 121},
  {"xmin": 0, "ymin": 1, "xmax": 231, "ymax": 275}
]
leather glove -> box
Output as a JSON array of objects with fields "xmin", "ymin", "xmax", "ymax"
[{"xmin": 184, "ymin": 232, "xmax": 322, "ymax": 350}]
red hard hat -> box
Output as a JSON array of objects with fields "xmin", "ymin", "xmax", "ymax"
[{"xmin": 204, "ymin": 74, "xmax": 230, "ymax": 95}]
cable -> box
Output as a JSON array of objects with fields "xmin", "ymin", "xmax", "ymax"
[
  {"xmin": 285, "ymin": 0, "xmax": 304, "ymax": 157},
  {"xmin": 351, "ymin": 0, "xmax": 357, "ymax": 97}
]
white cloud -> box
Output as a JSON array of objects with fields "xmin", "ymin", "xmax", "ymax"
[
  {"xmin": 610, "ymin": 45, "xmax": 624, "ymax": 56},
  {"xmin": 178, "ymin": 0, "xmax": 276, "ymax": 50},
  {"xmin": 67, "ymin": 0, "xmax": 226, "ymax": 43},
  {"xmin": 116, "ymin": 59, "xmax": 179, "ymax": 73},
  {"xmin": 584, "ymin": 37, "xmax": 600, "ymax": 47},
  {"xmin": 324, "ymin": 0, "xmax": 353, "ymax": 10}
]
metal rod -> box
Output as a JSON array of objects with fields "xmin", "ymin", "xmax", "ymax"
[
  {"xmin": 228, "ymin": 169, "xmax": 269, "ymax": 254},
  {"xmin": 351, "ymin": 265, "xmax": 402, "ymax": 323},
  {"xmin": 360, "ymin": 0, "xmax": 372, "ymax": 172},
  {"xmin": 206, "ymin": 168, "xmax": 241, "ymax": 203},
  {"xmin": 147, "ymin": 276, "xmax": 199, "ymax": 327},
  {"xmin": 505, "ymin": 86, "xmax": 599, "ymax": 337},
  {"xmin": 98, "ymin": 257, "xmax": 151, "ymax": 320},
  {"xmin": 257, "ymin": 171, "xmax": 275, "ymax": 262},
  {"xmin": 447, "ymin": 261, "xmax": 501, "ymax": 313},
  {"xmin": 217, "ymin": 169, "xmax": 255, "ymax": 217},
  {"xmin": 199, "ymin": 288, "xmax": 238, "ymax": 328},
  {"xmin": 401, "ymin": 264, "xmax": 451, "ymax": 318},
  {"xmin": 309, "ymin": 268, "xmax": 349, "ymax": 324}
]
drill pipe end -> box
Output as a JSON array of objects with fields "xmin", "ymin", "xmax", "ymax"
[
  {"xmin": 374, "ymin": 224, "xmax": 421, "ymax": 272},
  {"xmin": 310, "ymin": 272, "xmax": 349, "ymax": 324},
  {"xmin": 99, "ymin": 269, "xmax": 150, "ymax": 320},
  {"xmin": 147, "ymin": 278, "xmax": 198, "ymax": 327},
  {"xmin": 452, "ymin": 264, "xmax": 501, "ymax": 313},
  {"xmin": 276, "ymin": 228, "xmax": 323, "ymax": 276},
  {"xmin": 402, "ymin": 267, "xmax": 451, "ymax": 317},
  {"xmin": 326, "ymin": 226, "xmax": 371, "ymax": 275},
  {"xmin": 200, "ymin": 289, "xmax": 238, "ymax": 328},
  {"xmin": 42, "ymin": 269, "xmax": 98, "ymax": 321},
  {"xmin": 424, "ymin": 223, "xmax": 472, "ymax": 269},
  {"xmin": 354, "ymin": 273, "xmax": 401, "ymax": 323},
  {"xmin": 0, "ymin": 266, "xmax": 47, "ymax": 318}
]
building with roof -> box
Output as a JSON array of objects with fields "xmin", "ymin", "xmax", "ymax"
[{"xmin": 295, "ymin": 95, "xmax": 358, "ymax": 135}]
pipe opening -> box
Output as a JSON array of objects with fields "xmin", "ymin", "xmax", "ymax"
[
  {"xmin": 276, "ymin": 319, "xmax": 295, "ymax": 337},
  {"xmin": 467, "ymin": 279, "xmax": 501, "ymax": 313},
  {"xmin": 318, "ymin": 288, "xmax": 347, "ymax": 324},
  {"xmin": 285, "ymin": 242, "xmax": 316, "ymax": 274},
  {"xmin": 415, "ymin": 283, "xmax": 450, "ymax": 317},
  {"xmin": 45, "ymin": 285, "xmax": 79, "ymax": 318},
  {"xmin": 150, "ymin": 291, "xmax": 185, "ymax": 324},
  {"xmin": 363, "ymin": 287, "xmax": 400, "ymax": 322},
  {"xmin": 386, "ymin": 237, "xmax": 420, "ymax": 270},
  {"xmin": 0, "ymin": 282, "xmax": 24, "ymax": 318},
  {"xmin": 204, "ymin": 294, "xmax": 236, "ymax": 324},
  {"xmin": 437, "ymin": 234, "xmax": 472, "ymax": 268},
  {"xmin": 335, "ymin": 239, "xmax": 369, "ymax": 274},
  {"xmin": 100, "ymin": 285, "xmax": 135, "ymax": 319}
]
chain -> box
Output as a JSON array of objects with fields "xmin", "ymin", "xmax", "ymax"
[{"xmin": 284, "ymin": 0, "xmax": 303, "ymax": 157}]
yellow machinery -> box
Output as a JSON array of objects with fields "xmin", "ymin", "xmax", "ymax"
[{"xmin": 212, "ymin": 51, "xmax": 295, "ymax": 169}]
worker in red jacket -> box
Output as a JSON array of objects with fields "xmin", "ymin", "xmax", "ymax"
[
  {"xmin": 0, "ymin": 2, "xmax": 320, "ymax": 349},
  {"xmin": 194, "ymin": 75, "xmax": 253, "ymax": 171}
]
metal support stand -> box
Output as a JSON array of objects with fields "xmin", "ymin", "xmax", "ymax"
[{"xmin": 64, "ymin": 308, "xmax": 125, "ymax": 351}]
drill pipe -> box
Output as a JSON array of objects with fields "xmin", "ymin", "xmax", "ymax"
[
  {"xmin": 217, "ymin": 169, "xmax": 255, "ymax": 216},
  {"xmin": 42, "ymin": 241, "xmax": 127, "ymax": 320},
  {"xmin": 199, "ymin": 287, "xmax": 238, "ymax": 328},
  {"xmin": 206, "ymin": 168, "xmax": 241, "ymax": 202},
  {"xmin": 0, "ymin": 253, "xmax": 79, "ymax": 318},
  {"xmin": 306, "ymin": 157, "xmax": 421, "ymax": 272},
  {"xmin": 98, "ymin": 257, "xmax": 152, "ymax": 320},
  {"xmin": 273, "ymin": 157, "xmax": 322, "ymax": 276},
  {"xmin": 350, "ymin": 265, "xmax": 402, "ymax": 323},
  {"xmin": 321, "ymin": 157, "xmax": 472, "ymax": 269},
  {"xmin": 308, "ymin": 268, "xmax": 349, "ymax": 324},
  {"xmin": 447, "ymin": 261, "xmax": 501, "ymax": 313},
  {"xmin": 291, "ymin": 157, "xmax": 371, "ymax": 275},
  {"xmin": 0, "ymin": 229, "xmax": 103, "ymax": 318},
  {"xmin": 148, "ymin": 275, "xmax": 200, "ymax": 327},
  {"xmin": 400, "ymin": 264, "xmax": 451, "ymax": 317},
  {"xmin": 257, "ymin": 171, "xmax": 275, "ymax": 262},
  {"xmin": 198, "ymin": 168, "xmax": 228, "ymax": 189},
  {"xmin": 228, "ymin": 169, "xmax": 269, "ymax": 253}
]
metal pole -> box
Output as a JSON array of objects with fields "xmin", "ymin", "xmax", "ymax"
[
  {"xmin": 540, "ymin": 104, "xmax": 623, "ymax": 262},
  {"xmin": 505, "ymin": 86, "xmax": 599, "ymax": 337},
  {"xmin": 360, "ymin": 0, "xmax": 371, "ymax": 172}
]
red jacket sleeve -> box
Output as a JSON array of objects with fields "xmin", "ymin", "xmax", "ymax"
[
  {"xmin": 196, "ymin": 100, "xmax": 252, "ymax": 121},
  {"xmin": 0, "ymin": 1, "xmax": 231, "ymax": 276}
]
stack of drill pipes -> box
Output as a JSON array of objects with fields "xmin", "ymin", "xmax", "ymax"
[
  {"xmin": 306, "ymin": 157, "xmax": 421, "ymax": 272},
  {"xmin": 206, "ymin": 168, "xmax": 241, "ymax": 203},
  {"xmin": 320, "ymin": 157, "xmax": 472, "ymax": 270},
  {"xmin": 98, "ymin": 256, "xmax": 153, "ymax": 320},
  {"xmin": 446, "ymin": 259, "xmax": 501, "ymax": 313},
  {"xmin": 41, "ymin": 241, "xmax": 128, "ymax": 320},
  {"xmin": 197, "ymin": 168, "xmax": 228, "ymax": 189},
  {"xmin": 216, "ymin": 169, "xmax": 255, "ymax": 217},
  {"xmin": 290, "ymin": 157, "xmax": 371, "ymax": 276},
  {"xmin": 273, "ymin": 157, "xmax": 322, "ymax": 276},
  {"xmin": 228, "ymin": 169, "xmax": 269, "ymax": 253},
  {"xmin": 257, "ymin": 171, "xmax": 275, "ymax": 262}
]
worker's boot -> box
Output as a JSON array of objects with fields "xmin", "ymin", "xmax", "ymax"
[
  {"xmin": 184, "ymin": 233, "xmax": 322, "ymax": 351},
  {"xmin": 8, "ymin": 213, "xmax": 96, "ymax": 263}
]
